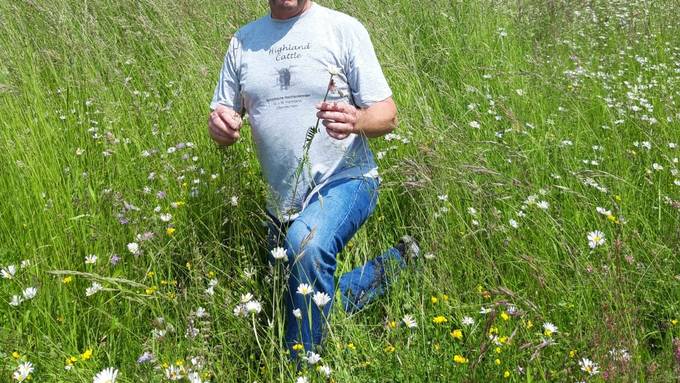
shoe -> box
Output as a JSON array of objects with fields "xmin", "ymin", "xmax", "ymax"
[{"xmin": 396, "ymin": 235, "xmax": 420, "ymax": 263}]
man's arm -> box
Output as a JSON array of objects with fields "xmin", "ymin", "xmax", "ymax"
[{"xmin": 315, "ymin": 97, "xmax": 397, "ymax": 140}]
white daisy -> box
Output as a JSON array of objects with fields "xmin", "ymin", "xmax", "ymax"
[
  {"xmin": 578, "ymin": 358, "xmax": 600, "ymax": 375},
  {"xmin": 402, "ymin": 314, "xmax": 417, "ymax": 329},
  {"xmin": 542, "ymin": 322, "xmax": 558, "ymax": 336},
  {"xmin": 462, "ymin": 316, "xmax": 475, "ymax": 326},
  {"xmin": 10, "ymin": 295, "xmax": 23, "ymax": 306},
  {"xmin": 22, "ymin": 287, "xmax": 37, "ymax": 300},
  {"xmin": 303, "ymin": 351, "xmax": 322, "ymax": 365},
  {"xmin": 1, "ymin": 264, "xmax": 17, "ymax": 279},
  {"xmin": 93, "ymin": 367, "xmax": 118, "ymax": 383},
  {"xmin": 86, "ymin": 282, "xmax": 103, "ymax": 296},
  {"xmin": 312, "ymin": 292, "xmax": 331, "ymax": 308},
  {"xmin": 270, "ymin": 247, "xmax": 287, "ymax": 261},
  {"xmin": 587, "ymin": 230, "xmax": 606, "ymax": 248},
  {"xmin": 297, "ymin": 283, "xmax": 314, "ymax": 296},
  {"xmin": 240, "ymin": 293, "xmax": 254, "ymax": 304},
  {"xmin": 13, "ymin": 361, "xmax": 34, "ymax": 382},
  {"xmin": 85, "ymin": 254, "xmax": 98, "ymax": 264}
]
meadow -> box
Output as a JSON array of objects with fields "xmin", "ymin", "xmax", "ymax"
[{"xmin": 1, "ymin": 0, "xmax": 679, "ymax": 381}]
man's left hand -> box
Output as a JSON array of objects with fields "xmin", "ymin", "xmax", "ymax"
[{"xmin": 316, "ymin": 101, "xmax": 363, "ymax": 140}]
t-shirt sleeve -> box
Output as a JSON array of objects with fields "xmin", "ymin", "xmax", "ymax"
[
  {"xmin": 210, "ymin": 35, "xmax": 243, "ymax": 112},
  {"xmin": 344, "ymin": 22, "xmax": 392, "ymax": 108}
]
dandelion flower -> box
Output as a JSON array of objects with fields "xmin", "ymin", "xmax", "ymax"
[
  {"xmin": 312, "ymin": 291, "xmax": 331, "ymax": 308},
  {"xmin": 451, "ymin": 329, "xmax": 463, "ymax": 340},
  {"xmin": 432, "ymin": 315, "xmax": 447, "ymax": 324},
  {"xmin": 93, "ymin": 367, "xmax": 118, "ymax": 383},
  {"xmin": 297, "ymin": 283, "xmax": 314, "ymax": 296},
  {"xmin": 270, "ymin": 247, "xmax": 287, "ymax": 261},
  {"xmin": 402, "ymin": 314, "xmax": 417, "ymax": 329},
  {"xmin": 587, "ymin": 230, "xmax": 606, "ymax": 248}
]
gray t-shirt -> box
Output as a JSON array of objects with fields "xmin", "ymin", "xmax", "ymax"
[{"xmin": 211, "ymin": 2, "xmax": 391, "ymax": 221}]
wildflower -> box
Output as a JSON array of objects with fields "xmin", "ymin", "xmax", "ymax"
[
  {"xmin": 303, "ymin": 351, "xmax": 322, "ymax": 365},
  {"xmin": 13, "ymin": 362, "xmax": 34, "ymax": 382},
  {"xmin": 22, "ymin": 287, "xmax": 37, "ymax": 300},
  {"xmin": 384, "ymin": 344, "xmax": 396, "ymax": 353},
  {"xmin": 86, "ymin": 282, "xmax": 103, "ymax": 296},
  {"xmin": 495, "ymin": 358, "xmax": 502, "ymax": 365},
  {"xmin": 587, "ymin": 230, "xmax": 606, "ymax": 248},
  {"xmin": 137, "ymin": 352, "xmax": 155, "ymax": 364},
  {"xmin": 270, "ymin": 247, "xmax": 287, "ymax": 261},
  {"xmin": 451, "ymin": 329, "xmax": 463, "ymax": 340},
  {"xmin": 432, "ymin": 315, "xmax": 448, "ymax": 324},
  {"xmin": 81, "ymin": 348, "xmax": 93, "ymax": 361},
  {"xmin": 10, "ymin": 295, "xmax": 23, "ymax": 306},
  {"xmin": 127, "ymin": 242, "xmax": 140, "ymax": 255},
  {"xmin": 160, "ymin": 213, "xmax": 172, "ymax": 222},
  {"xmin": 63, "ymin": 276, "xmax": 73, "ymax": 284},
  {"xmin": 292, "ymin": 343, "xmax": 304, "ymax": 351},
  {"xmin": 296, "ymin": 377, "xmax": 309, "ymax": 383},
  {"xmin": 430, "ymin": 296, "xmax": 438, "ymax": 304},
  {"xmin": 240, "ymin": 293, "xmax": 254, "ymax": 303},
  {"xmin": 543, "ymin": 322, "xmax": 558, "ymax": 337},
  {"xmin": 85, "ymin": 254, "xmax": 98, "ymax": 264},
  {"xmin": 195, "ymin": 307, "xmax": 207, "ymax": 318},
  {"xmin": 293, "ymin": 308, "xmax": 302, "ymax": 319},
  {"xmin": 578, "ymin": 358, "xmax": 600, "ymax": 375},
  {"xmin": 313, "ymin": 291, "xmax": 331, "ymax": 308},
  {"xmin": 503, "ymin": 370, "xmax": 510, "ymax": 378},
  {"xmin": 500, "ymin": 311, "xmax": 510, "ymax": 321},
  {"xmin": 469, "ymin": 121, "xmax": 481, "ymax": 129},
  {"xmin": 509, "ymin": 219, "xmax": 519, "ymax": 228},
  {"xmin": 12, "ymin": 351, "xmax": 21, "ymax": 359},
  {"xmin": 166, "ymin": 227, "xmax": 176, "ymax": 236},
  {"xmin": 462, "ymin": 316, "xmax": 475, "ymax": 326},
  {"xmin": 297, "ymin": 283, "xmax": 314, "ymax": 296},
  {"xmin": 245, "ymin": 300, "xmax": 262, "ymax": 314},
  {"xmin": 569, "ymin": 350, "xmax": 577, "ymax": 358},
  {"xmin": 537, "ymin": 200, "xmax": 550, "ymax": 210},
  {"xmin": 232, "ymin": 304, "xmax": 246, "ymax": 317},
  {"xmin": 165, "ymin": 365, "xmax": 184, "ymax": 380},
  {"xmin": 1, "ymin": 264, "xmax": 17, "ymax": 279},
  {"xmin": 230, "ymin": 196, "xmax": 238, "ymax": 206},
  {"xmin": 453, "ymin": 354, "xmax": 468, "ymax": 364},
  {"xmin": 402, "ymin": 314, "xmax": 417, "ymax": 329},
  {"xmin": 187, "ymin": 372, "xmax": 202, "ymax": 383},
  {"xmin": 317, "ymin": 365, "xmax": 332, "ymax": 377},
  {"xmin": 93, "ymin": 367, "xmax": 118, "ymax": 383}
]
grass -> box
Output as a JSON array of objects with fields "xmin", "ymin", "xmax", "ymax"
[{"xmin": 1, "ymin": 0, "xmax": 679, "ymax": 381}]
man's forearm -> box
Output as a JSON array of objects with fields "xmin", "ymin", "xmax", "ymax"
[{"xmin": 354, "ymin": 98, "xmax": 398, "ymax": 138}]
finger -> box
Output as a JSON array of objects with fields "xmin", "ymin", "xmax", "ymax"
[
  {"xmin": 322, "ymin": 120, "xmax": 354, "ymax": 134},
  {"xmin": 210, "ymin": 117, "xmax": 239, "ymax": 140},
  {"xmin": 326, "ymin": 128, "xmax": 349, "ymax": 140},
  {"xmin": 316, "ymin": 110, "xmax": 354, "ymax": 123},
  {"xmin": 315, "ymin": 101, "xmax": 342, "ymax": 111},
  {"xmin": 216, "ymin": 109, "xmax": 242, "ymax": 131}
]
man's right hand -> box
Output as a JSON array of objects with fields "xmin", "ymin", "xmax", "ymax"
[{"xmin": 208, "ymin": 105, "xmax": 243, "ymax": 146}]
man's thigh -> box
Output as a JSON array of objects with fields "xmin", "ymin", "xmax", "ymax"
[{"xmin": 286, "ymin": 177, "xmax": 379, "ymax": 255}]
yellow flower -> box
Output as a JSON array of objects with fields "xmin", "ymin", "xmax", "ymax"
[
  {"xmin": 293, "ymin": 343, "xmax": 304, "ymax": 351},
  {"xmin": 503, "ymin": 370, "xmax": 511, "ymax": 378},
  {"xmin": 495, "ymin": 347, "xmax": 502, "ymax": 354},
  {"xmin": 441, "ymin": 294, "xmax": 449, "ymax": 301},
  {"xmin": 606, "ymin": 214, "xmax": 616, "ymax": 223},
  {"xmin": 12, "ymin": 351, "xmax": 21, "ymax": 359},
  {"xmin": 166, "ymin": 227, "xmax": 176, "ymax": 236},
  {"xmin": 388, "ymin": 320, "xmax": 397, "ymax": 330},
  {"xmin": 488, "ymin": 326, "xmax": 499, "ymax": 335},
  {"xmin": 145, "ymin": 286, "xmax": 157, "ymax": 295},
  {"xmin": 80, "ymin": 348, "xmax": 93, "ymax": 361},
  {"xmin": 175, "ymin": 359, "xmax": 184, "ymax": 366},
  {"xmin": 346, "ymin": 343, "xmax": 356, "ymax": 351},
  {"xmin": 62, "ymin": 276, "xmax": 73, "ymax": 284},
  {"xmin": 166, "ymin": 292, "xmax": 176, "ymax": 299},
  {"xmin": 525, "ymin": 320, "xmax": 533, "ymax": 329},
  {"xmin": 671, "ymin": 319, "xmax": 678, "ymax": 326},
  {"xmin": 146, "ymin": 271, "xmax": 155, "ymax": 278},
  {"xmin": 431, "ymin": 296, "xmax": 438, "ymax": 304},
  {"xmin": 384, "ymin": 345, "xmax": 396, "ymax": 353},
  {"xmin": 498, "ymin": 336, "xmax": 508, "ymax": 344},
  {"xmin": 185, "ymin": 261, "xmax": 192, "ymax": 269},
  {"xmin": 495, "ymin": 358, "xmax": 501, "ymax": 365},
  {"xmin": 432, "ymin": 315, "xmax": 448, "ymax": 324},
  {"xmin": 450, "ymin": 329, "xmax": 463, "ymax": 340},
  {"xmin": 453, "ymin": 354, "xmax": 468, "ymax": 364},
  {"xmin": 569, "ymin": 350, "xmax": 577, "ymax": 358},
  {"xmin": 615, "ymin": 195, "xmax": 622, "ymax": 202},
  {"xmin": 500, "ymin": 311, "xmax": 510, "ymax": 321},
  {"xmin": 208, "ymin": 271, "xmax": 216, "ymax": 278}
]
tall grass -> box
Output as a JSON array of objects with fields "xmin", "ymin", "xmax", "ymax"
[{"xmin": 1, "ymin": 0, "xmax": 679, "ymax": 381}]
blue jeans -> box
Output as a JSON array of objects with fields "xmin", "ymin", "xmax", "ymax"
[{"xmin": 267, "ymin": 177, "xmax": 405, "ymax": 357}]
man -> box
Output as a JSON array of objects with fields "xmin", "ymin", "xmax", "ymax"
[{"xmin": 208, "ymin": 0, "xmax": 418, "ymax": 358}]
